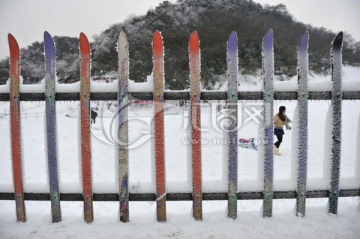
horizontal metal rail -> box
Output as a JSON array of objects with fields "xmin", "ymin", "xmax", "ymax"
[
  {"xmin": 0, "ymin": 91, "xmax": 360, "ymax": 101},
  {"xmin": 0, "ymin": 189, "xmax": 358, "ymax": 201}
]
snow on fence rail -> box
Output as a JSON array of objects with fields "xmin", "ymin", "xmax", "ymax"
[{"xmin": 0, "ymin": 30, "xmax": 359, "ymax": 223}]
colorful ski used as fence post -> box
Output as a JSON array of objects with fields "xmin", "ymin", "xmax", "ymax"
[
  {"xmin": 79, "ymin": 32, "xmax": 93, "ymax": 223},
  {"xmin": 152, "ymin": 30, "xmax": 167, "ymax": 222},
  {"xmin": 8, "ymin": 34, "xmax": 26, "ymax": 222},
  {"xmin": 44, "ymin": 31, "xmax": 61, "ymax": 222},
  {"xmin": 329, "ymin": 31, "xmax": 343, "ymax": 215},
  {"xmin": 189, "ymin": 31, "xmax": 202, "ymax": 220},
  {"xmin": 227, "ymin": 31, "xmax": 238, "ymax": 219},
  {"xmin": 262, "ymin": 29, "xmax": 274, "ymax": 218},
  {"xmin": 118, "ymin": 31, "xmax": 130, "ymax": 222},
  {"xmin": 296, "ymin": 32, "xmax": 309, "ymax": 217}
]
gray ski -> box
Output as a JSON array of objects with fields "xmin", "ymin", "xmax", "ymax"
[
  {"xmin": 296, "ymin": 32, "xmax": 309, "ymax": 217},
  {"xmin": 329, "ymin": 32, "xmax": 343, "ymax": 214}
]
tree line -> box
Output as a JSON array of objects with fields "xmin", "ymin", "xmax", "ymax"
[{"xmin": 0, "ymin": 0, "xmax": 359, "ymax": 90}]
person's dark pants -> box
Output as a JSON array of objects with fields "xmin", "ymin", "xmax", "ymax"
[
  {"xmin": 274, "ymin": 127, "xmax": 284, "ymax": 148},
  {"xmin": 274, "ymin": 135, "xmax": 283, "ymax": 148}
]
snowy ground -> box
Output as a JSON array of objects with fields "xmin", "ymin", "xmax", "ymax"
[
  {"xmin": 0, "ymin": 99, "xmax": 359, "ymax": 238},
  {"xmin": 1, "ymin": 100, "xmax": 359, "ymax": 193},
  {"xmin": 0, "ymin": 199, "xmax": 359, "ymax": 239}
]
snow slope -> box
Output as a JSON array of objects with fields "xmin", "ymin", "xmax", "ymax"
[
  {"xmin": 0, "ymin": 99, "xmax": 359, "ymax": 238},
  {"xmin": 0, "ymin": 198, "xmax": 359, "ymax": 239},
  {"xmin": 0, "ymin": 65, "xmax": 359, "ymax": 93},
  {"xmin": 211, "ymin": 65, "xmax": 360, "ymax": 92},
  {"xmin": 0, "ymin": 100, "xmax": 359, "ymax": 193}
]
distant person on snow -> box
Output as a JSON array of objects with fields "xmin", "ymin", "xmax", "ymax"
[
  {"xmin": 273, "ymin": 106, "xmax": 292, "ymax": 156},
  {"xmin": 91, "ymin": 108, "xmax": 98, "ymax": 124}
]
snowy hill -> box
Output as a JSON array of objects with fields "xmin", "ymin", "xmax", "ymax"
[
  {"xmin": 1, "ymin": 0, "xmax": 360, "ymax": 90},
  {"xmin": 211, "ymin": 65, "xmax": 360, "ymax": 91}
]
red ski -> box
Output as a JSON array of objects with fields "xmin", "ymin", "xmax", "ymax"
[
  {"xmin": 79, "ymin": 32, "xmax": 93, "ymax": 223},
  {"xmin": 153, "ymin": 30, "xmax": 166, "ymax": 222},
  {"xmin": 8, "ymin": 34, "xmax": 26, "ymax": 222},
  {"xmin": 189, "ymin": 31, "xmax": 202, "ymax": 220}
]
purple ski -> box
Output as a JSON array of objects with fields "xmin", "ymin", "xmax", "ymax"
[
  {"xmin": 262, "ymin": 29, "xmax": 274, "ymax": 218},
  {"xmin": 227, "ymin": 31, "xmax": 238, "ymax": 219},
  {"xmin": 44, "ymin": 31, "xmax": 61, "ymax": 222}
]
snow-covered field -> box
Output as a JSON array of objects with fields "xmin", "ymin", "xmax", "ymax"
[
  {"xmin": 0, "ymin": 99, "xmax": 359, "ymax": 238},
  {"xmin": 0, "ymin": 199, "xmax": 359, "ymax": 239},
  {"xmin": 0, "ymin": 100, "xmax": 359, "ymax": 193},
  {"xmin": 0, "ymin": 67, "xmax": 360, "ymax": 238}
]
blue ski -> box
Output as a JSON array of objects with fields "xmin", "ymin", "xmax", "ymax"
[
  {"xmin": 262, "ymin": 29, "xmax": 274, "ymax": 218},
  {"xmin": 44, "ymin": 31, "xmax": 61, "ymax": 222},
  {"xmin": 227, "ymin": 31, "xmax": 238, "ymax": 219}
]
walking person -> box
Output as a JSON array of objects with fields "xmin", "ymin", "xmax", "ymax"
[
  {"xmin": 91, "ymin": 108, "xmax": 98, "ymax": 124},
  {"xmin": 273, "ymin": 106, "xmax": 292, "ymax": 155}
]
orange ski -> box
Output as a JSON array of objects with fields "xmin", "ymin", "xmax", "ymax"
[{"xmin": 79, "ymin": 32, "xmax": 93, "ymax": 223}]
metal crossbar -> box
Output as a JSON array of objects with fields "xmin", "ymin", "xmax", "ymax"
[
  {"xmin": 0, "ymin": 189, "xmax": 359, "ymax": 201},
  {"xmin": 0, "ymin": 91, "xmax": 360, "ymax": 101}
]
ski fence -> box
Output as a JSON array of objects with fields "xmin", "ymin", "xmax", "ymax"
[{"xmin": 0, "ymin": 30, "xmax": 359, "ymax": 223}]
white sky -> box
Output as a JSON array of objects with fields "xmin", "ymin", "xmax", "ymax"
[{"xmin": 0, "ymin": 0, "xmax": 359, "ymax": 58}]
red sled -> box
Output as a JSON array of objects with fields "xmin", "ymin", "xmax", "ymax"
[{"xmin": 238, "ymin": 138, "xmax": 258, "ymax": 151}]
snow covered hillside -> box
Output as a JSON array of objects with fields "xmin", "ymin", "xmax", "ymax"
[{"xmin": 212, "ymin": 65, "xmax": 360, "ymax": 91}]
